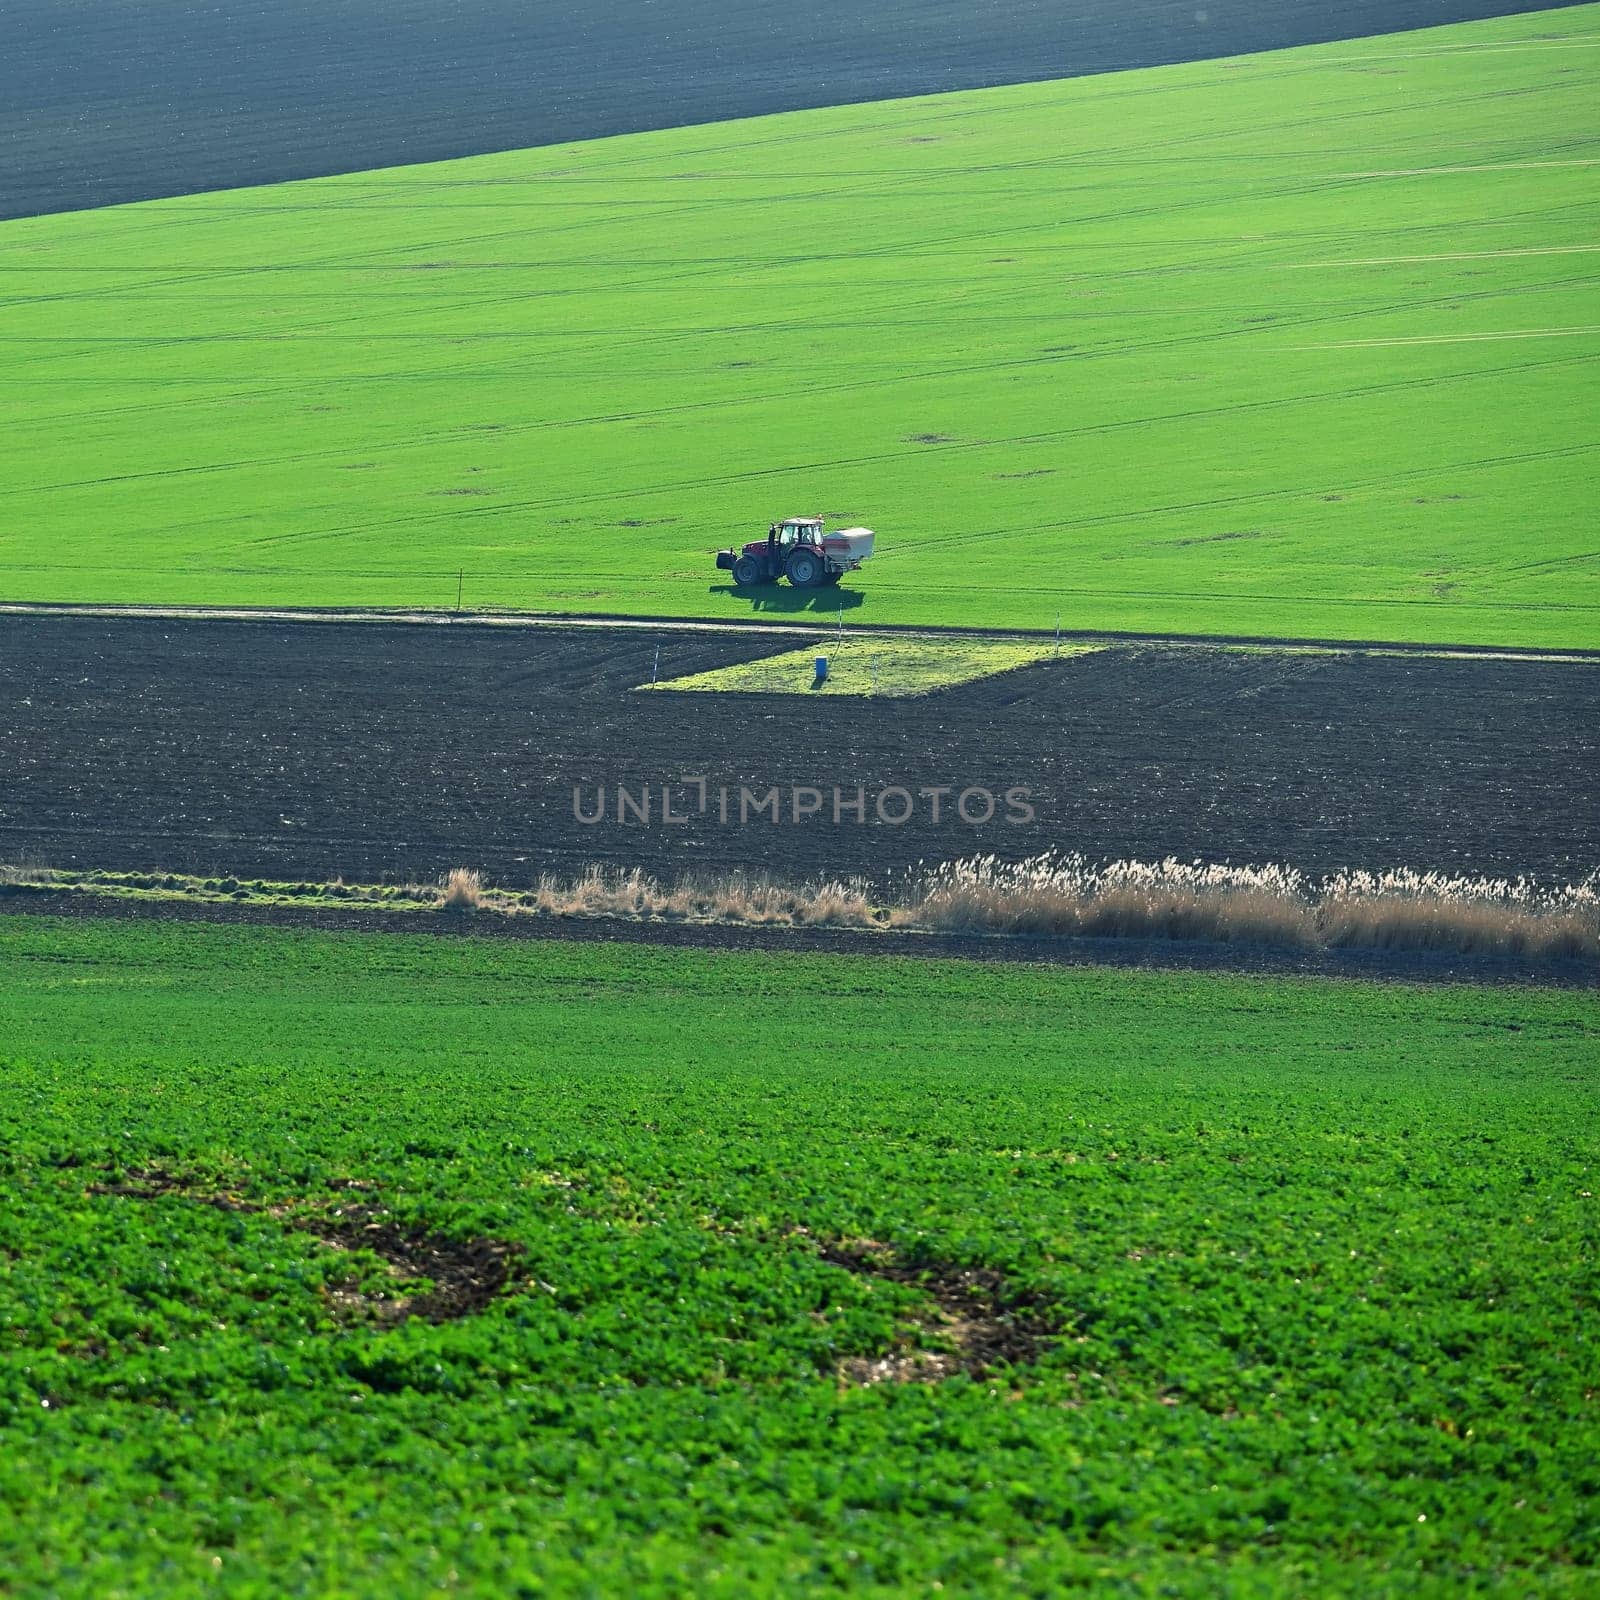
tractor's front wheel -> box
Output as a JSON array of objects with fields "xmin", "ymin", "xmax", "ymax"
[
  {"xmin": 731, "ymin": 554, "xmax": 763, "ymax": 587},
  {"xmin": 786, "ymin": 550, "xmax": 823, "ymax": 588}
]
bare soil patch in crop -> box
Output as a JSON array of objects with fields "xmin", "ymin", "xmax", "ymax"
[
  {"xmin": 88, "ymin": 1166, "xmax": 520, "ymax": 1325},
  {"xmin": 2, "ymin": 614, "xmax": 1596, "ymax": 888},
  {"xmin": 311, "ymin": 1205, "xmax": 522, "ymax": 1324},
  {"xmin": 820, "ymin": 1239, "xmax": 1057, "ymax": 1383}
]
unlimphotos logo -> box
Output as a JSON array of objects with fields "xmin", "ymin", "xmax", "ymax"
[{"xmin": 573, "ymin": 778, "xmax": 1035, "ymax": 827}]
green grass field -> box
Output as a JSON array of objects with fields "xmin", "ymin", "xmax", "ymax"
[
  {"xmin": 1, "ymin": 7, "xmax": 1597, "ymax": 646},
  {"xmin": 2, "ymin": 912, "xmax": 1595, "ymax": 1596}
]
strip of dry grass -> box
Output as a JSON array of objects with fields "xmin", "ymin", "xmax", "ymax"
[
  {"xmin": 902, "ymin": 856, "xmax": 1600, "ymax": 962},
  {"xmin": 439, "ymin": 866, "xmax": 485, "ymax": 912},
  {"xmin": 519, "ymin": 865, "xmax": 877, "ymax": 928},
  {"xmin": 3, "ymin": 857, "xmax": 1595, "ymax": 964}
]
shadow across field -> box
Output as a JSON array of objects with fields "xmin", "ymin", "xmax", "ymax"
[
  {"xmin": 708, "ymin": 583, "xmax": 868, "ymax": 615},
  {"xmin": 2, "ymin": 0, "xmax": 1569, "ymax": 219}
]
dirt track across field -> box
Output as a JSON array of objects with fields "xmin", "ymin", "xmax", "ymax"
[{"xmin": 3, "ymin": 613, "xmax": 1596, "ymax": 887}]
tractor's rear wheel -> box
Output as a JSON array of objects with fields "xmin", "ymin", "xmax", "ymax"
[
  {"xmin": 786, "ymin": 550, "xmax": 823, "ymax": 588},
  {"xmin": 731, "ymin": 554, "xmax": 763, "ymax": 586}
]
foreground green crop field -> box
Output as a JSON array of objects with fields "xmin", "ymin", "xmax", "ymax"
[
  {"xmin": 1, "ymin": 914, "xmax": 1595, "ymax": 1596},
  {"xmin": 2, "ymin": 8, "xmax": 1598, "ymax": 646}
]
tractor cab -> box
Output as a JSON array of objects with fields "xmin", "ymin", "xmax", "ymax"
[{"xmin": 771, "ymin": 517, "xmax": 822, "ymax": 552}]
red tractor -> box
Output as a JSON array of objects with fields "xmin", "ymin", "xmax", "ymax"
[{"xmin": 715, "ymin": 517, "xmax": 875, "ymax": 588}]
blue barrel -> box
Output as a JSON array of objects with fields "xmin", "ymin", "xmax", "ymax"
[{"xmin": 814, "ymin": 655, "xmax": 829, "ymax": 683}]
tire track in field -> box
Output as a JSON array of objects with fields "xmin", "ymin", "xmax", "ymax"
[
  {"xmin": 9, "ymin": 195, "xmax": 1590, "ymax": 439},
  {"xmin": 1271, "ymin": 243, "xmax": 1600, "ymax": 268},
  {"xmin": 1294, "ymin": 326, "xmax": 1600, "ymax": 346},
  {"xmin": 19, "ymin": 348, "xmax": 1590, "ymax": 496},
  {"xmin": 7, "ymin": 216, "xmax": 1598, "ymax": 292},
  {"xmin": 1503, "ymin": 549, "xmax": 1600, "ymax": 574},
  {"xmin": 5, "ymin": 73, "xmax": 1587, "ymax": 392},
  {"xmin": 8, "ymin": 152, "xmax": 1592, "ymax": 437},
  {"xmin": 9, "ymin": 70, "xmax": 1587, "ymax": 499},
  {"xmin": 229, "ymin": 263, "xmax": 1600, "ymax": 549},
  {"xmin": 22, "ymin": 193, "xmax": 1593, "ymax": 499},
  {"xmin": 4, "ymin": 195, "xmax": 1574, "ymax": 413},
  {"xmin": 875, "ymin": 440, "xmax": 1600, "ymax": 563},
  {"xmin": 15, "ymin": 440, "xmax": 1592, "ymax": 624},
  {"xmin": 15, "ymin": 275, "xmax": 1600, "ymax": 569}
]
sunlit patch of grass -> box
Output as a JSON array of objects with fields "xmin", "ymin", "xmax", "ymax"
[{"xmin": 643, "ymin": 637, "xmax": 1095, "ymax": 696}]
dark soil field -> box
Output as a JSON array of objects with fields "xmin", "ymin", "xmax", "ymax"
[
  {"xmin": 2, "ymin": 0, "xmax": 1570, "ymax": 219},
  {"xmin": 2, "ymin": 614, "xmax": 1595, "ymax": 887}
]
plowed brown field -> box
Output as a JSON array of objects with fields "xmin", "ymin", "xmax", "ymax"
[{"xmin": 3, "ymin": 615, "xmax": 1595, "ymax": 887}]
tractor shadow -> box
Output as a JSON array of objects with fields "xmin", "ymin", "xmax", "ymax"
[{"xmin": 707, "ymin": 583, "xmax": 867, "ymax": 615}]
